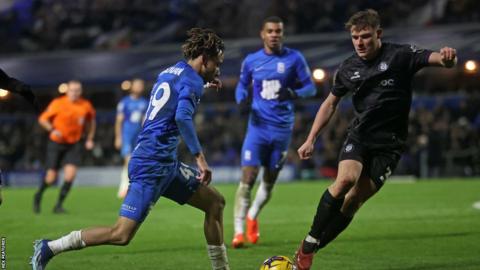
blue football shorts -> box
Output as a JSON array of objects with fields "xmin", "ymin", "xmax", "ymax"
[
  {"xmin": 120, "ymin": 133, "xmax": 139, "ymax": 157},
  {"xmin": 240, "ymin": 123, "xmax": 292, "ymax": 170},
  {"xmin": 119, "ymin": 158, "xmax": 201, "ymax": 223}
]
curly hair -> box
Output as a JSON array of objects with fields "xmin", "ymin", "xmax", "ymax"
[{"xmin": 182, "ymin": 28, "xmax": 225, "ymax": 60}]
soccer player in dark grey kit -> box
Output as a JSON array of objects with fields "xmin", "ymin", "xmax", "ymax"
[
  {"xmin": 293, "ymin": 9, "xmax": 457, "ymax": 270},
  {"xmin": 0, "ymin": 68, "xmax": 38, "ymax": 206}
]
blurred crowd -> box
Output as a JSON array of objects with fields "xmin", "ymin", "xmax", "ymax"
[
  {"xmin": 1, "ymin": 92, "xmax": 479, "ymax": 178},
  {"xmin": 1, "ymin": 0, "xmax": 479, "ymax": 53}
]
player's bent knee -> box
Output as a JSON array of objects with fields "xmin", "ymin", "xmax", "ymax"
[
  {"xmin": 335, "ymin": 176, "xmax": 356, "ymax": 191},
  {"xmin": 212, "ymin": 193, "xmax": 226, "ymax": 213}
]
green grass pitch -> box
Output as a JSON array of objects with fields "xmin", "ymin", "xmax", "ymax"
[{"xmin": 1, "ymin": 179, "xmax": 480, "ymax": 269}]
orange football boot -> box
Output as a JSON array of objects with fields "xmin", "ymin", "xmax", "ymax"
[
  {"xmin": 246, "ymin": 216, "xmax": 259, "ymax": 244},
  {"xmin": 231, "ymin": 233, "xmax": 245, "ymax": 248}
]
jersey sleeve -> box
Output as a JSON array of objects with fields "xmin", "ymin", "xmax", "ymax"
[
  {"xmin": 331, "ymin": 67, "xmax": 349, "ymax": 97},
  {"xmin": 116, "ymin": 99, "xmax": 125, "ymax": 115},
  {"xmin": 175, "ymin": 84, "xmax": 202, "ymax": 155},
  {"xmin": 400, "ymin": 44, "xmax": 433, "ymax": 74},
  {"xmin": 293, "ymin": 52, "xmax": 316, "ymax": 98},
  {"xmin": 235, "ymin": 58, "xmax": 251, "ymax": 104},
  {"xmin": 86, "ymin": 101, "xmax": 96, "ymax": 121},
  {"xmin": 39, "ymin": 99, "xmax": 60, "ymax": 122}
]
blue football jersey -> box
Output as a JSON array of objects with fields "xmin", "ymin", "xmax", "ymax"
[
  {"xmin": 235, "ymin": 47, "xmax": 315, "ymax": 129},
  {"xmin": 132, "ymin": 61, "xmax": 204, "ymax": 163},
  {"xmin": 117, "ymin": 96, "xmax": 148, "ymax": 139}
]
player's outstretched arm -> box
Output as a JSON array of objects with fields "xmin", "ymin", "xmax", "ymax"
[
  {"xmin": 0, "ymin": 68, "xmax": 39, "ymax": 112},
  {"xmin": 428, "ymin": 47, "xmax": 457, "ymax": 68},
  {"xmin": 298, "ymin": 93, "xmax": 341, "ymax": 160}
]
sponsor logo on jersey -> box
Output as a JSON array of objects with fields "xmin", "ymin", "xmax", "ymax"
[
  {"xmin": 379, "ymin": 61, "xmax": 388, "ymax": 71},
  {"xmin": 380, "ymin": 79, "xmax": 395, "ymax": 87},
  {"xmin": 344, "ymin": 143, "xmax": 354, "ymax": 153},
  {"xmin": 277, "ymin": 62, "xmax": 285, "ymax": 74},
  {"xmin": 410, "ymin": 44, "xmax": 424, "ymax": 53},
  {"xmin": 350, "ymin": 71, "xmax": 361, "ymax": 80}
]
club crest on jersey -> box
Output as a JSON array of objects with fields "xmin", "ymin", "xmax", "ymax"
[
  {"xmin": 277, "ymin": 62, "xmax": 285, "ymax": 74},
  {"xmin": 350, "ymin": 71, "xmax": 360, "ymax": 80},
  {"xmin": 378, "ymin": 62, "xmax": 388, "ymax": 71},
  {"xmin": 344, "ymin": 143, "xmax": 354, "ymax": 153},
  {"xmin": 410, "ymin": 44, "xmax": 424, "ymax": 53}
]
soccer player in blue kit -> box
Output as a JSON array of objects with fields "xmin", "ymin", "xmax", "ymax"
[
  {"xmin": 232, "ymin": 16, "xmax": 316, "ymax": 248},
  {"xmin": 114, "ymin": 78, "xmax": 148, "ymax": 198},
  {"xmin": 31, "ymin": 28, "xmax": 230, "ymax": 270}
]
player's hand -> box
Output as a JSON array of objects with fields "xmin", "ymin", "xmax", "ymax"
[
  {"xmin": 439, "ymin": 47, "xmax": 457, "ymax": 68},
  {"xmin": 277, "ymin": 87, "xmax": 298, "ymax": 101},
  {"xmin": 114, "ymin": 137, "xmax": 121, "ymax": 150},
  {"xmin": 51, "ymin": 129, "xmax": 62, "ymax": 139},
  {"xmin": 298, "ymin": 140, "xmax": 315, "ymax": 160},
  {"xmin": 205, "ymin": 78, "xmax": 222, "ymax": 91},
  {"xmin": 195, "ymin": 152, "xmax": 212, "ymax": 185},
  {"xmin": 85, "ymin": 139, "xmax": 94, "ymax": 150}
]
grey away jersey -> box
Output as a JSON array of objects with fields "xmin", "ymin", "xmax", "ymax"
[{"xmin": 332, "ymin": 43, "xmax": 433, "ymax": 148}]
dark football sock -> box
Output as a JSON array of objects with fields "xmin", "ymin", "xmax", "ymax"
[
  {"xmin": 308, "ymin": 189, "xmax": 345, "ymax": 239},
  {"xmin": 317, "ymin": 211, "xmax": 353, "ymax": 250},
  {"xmin": 302, "ymin": 189, "xmax": 344, "ymax": 254},
  {"xmin": 35, "ymin": 180, "xmax": 50, "ymax": 197},
  {"xmin": 56, "ymin": 182, "xmax": 73, "ymax": 207}
]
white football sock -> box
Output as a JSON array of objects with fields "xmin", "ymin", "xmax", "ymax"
[
  {"xmin": 305, "ymin": 234, "xmax": 320, "ymax": 244},
  {"xmin": 207, "ymin": 244, "xmax": 230, "ymax": 270},
  {"xmin": 47, "ymin": 230, "xmax": 86, "ymax": 255},
  {"xmin": 233, "ymin": 182, "xmax": 251, "ymax": 234},
  {"xmin": 247, "ymin": 181, "xmax": 274, "ymax": 220},
  {"xmin": 117, "ymin": 166, "xmax": 129, "ymax": 198}
]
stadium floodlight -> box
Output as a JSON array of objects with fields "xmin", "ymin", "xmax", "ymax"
[
  {"xmin": 464, "ymin": 60, "xmax": 477, "ymax": 73},
  {"xmin": 58, "ymin": 83, "xmax": 68, "ymax": 94},
  {"xmin": 0, "ymin": 89, "xmax": 9, "ymax": 98},
  {"xmin": 121, "ymin": 80, "xmax": 132, "ymax": 91},
  {"xmin": 312, "ymin": 68, "xmax": 326, "ymax": 82}
]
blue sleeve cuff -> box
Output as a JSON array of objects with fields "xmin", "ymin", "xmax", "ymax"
[{"xmin": 295, "ymin": 84, "xmax": 316, "ymax": 98}]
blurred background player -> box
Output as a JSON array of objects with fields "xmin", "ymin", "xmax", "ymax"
[
  {"xmin": 114, "ymin": 78, "xmax": 148, "ymax": 198},
  {"xmin": 33, "ymin": 80, "xmax": 96, "ymax": 214},
  {"xmin": 31, "ymin": 28, "xmax": 230, "ymax": 270},
  {"xmin": 293, "ymin": 9, "xmax": 458, "ymax": 270},
  {"xmin": 0, "ymin": 68, "xmax": 38, "ymax": 206},
  {"xmin": 232, "ymin": 16, "xmax": 316, "ymax": 248}
]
